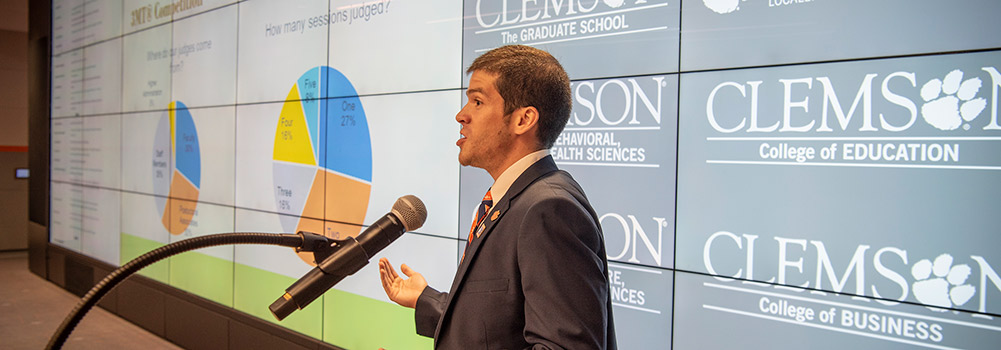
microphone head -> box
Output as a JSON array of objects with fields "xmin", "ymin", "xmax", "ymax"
[{"xmin": 391, "ymin": 195, "xmax": 427, "ymax": 232}]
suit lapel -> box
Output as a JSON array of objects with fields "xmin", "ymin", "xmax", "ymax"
[{"xmin": 433, "ymin": 156, "xmax": 560, "ymax": 344}]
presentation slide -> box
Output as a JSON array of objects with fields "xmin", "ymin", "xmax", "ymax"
[
  {"xmin": 676, "ymin": 50, "xmax": 1001, "ymax": 348},
  {"xmin": 673, "ymin": 271, "xmax": 1001, "ymax": 349},
  {"xmin": 681, "ymin": 0, "xmax": 1001, "ymax": 71},
  {"xmin": 462, "ymin": 0, "xmax": 679, "ymax": 81},
  {"xmin": 49, "ymin": 1, "xmax": 1001, "ymax": 349}
]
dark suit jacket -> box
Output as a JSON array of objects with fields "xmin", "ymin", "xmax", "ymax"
[{"xmin": 415, "ymin": 156, "xmax": 616, "ymax": 349}]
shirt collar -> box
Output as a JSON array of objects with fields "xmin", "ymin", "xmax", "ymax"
[{"xmin": 490, "ymin": 149, "xmax": 550, "ymax": 204}]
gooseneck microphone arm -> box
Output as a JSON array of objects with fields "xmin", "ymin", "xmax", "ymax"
[
  {"xmin": 45, "ymin": 231, "xmax": 333, "ymax": 350},
  {"xmin": 46, "ymin": 195, "xmax": 427, "ymax": 350}
]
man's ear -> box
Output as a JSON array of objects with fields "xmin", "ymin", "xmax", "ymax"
[{"xmin": 511, "ymin": 106, "xmax": 539, "ymax": 137}]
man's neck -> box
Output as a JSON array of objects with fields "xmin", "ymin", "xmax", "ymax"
[
  {"xmin": 488, "ymin": 149, "xmax": 550, "ymax": 204},
  {"xmin": 487, "ymin": 152, "xmax": 529, "ymax": 180},
  {"xmin": 486, "ymin": 139, "xmax": 542, "ymax": 179}
]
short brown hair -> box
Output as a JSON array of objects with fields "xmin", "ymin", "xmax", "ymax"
[{"xmin": 467, "ymin": 45, "xmax": 571, "ymax": 149}]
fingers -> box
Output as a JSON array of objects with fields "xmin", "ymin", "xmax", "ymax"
[
  {"xmin": 389, "ymin": 261, "xmax": 400, "ymax": 280},
  {"xmin": 379, "ymin": 260, "xmax": 391, "ymax": 289},
  {"xmin": 379, "ymin": 259, "xmax": 396, "ymax": 290},
  {"xmin": 378, "ymin": 257, "xmax": 390, "ymax": 278},
  {"xmin": 380, "ymin": 258, "xmax": 400, "ymax": 280},
  {"xmin": 380, "ymin": 272, "xmax": 392, "ymax": 294},
  {"xmin": 378, "ymin": 259, "xmax": 422, "ymax": 308}
]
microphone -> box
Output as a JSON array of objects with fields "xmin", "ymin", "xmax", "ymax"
[{"xmin": 269, "ymin": 195, "xmax": 427, "ymax": 321}]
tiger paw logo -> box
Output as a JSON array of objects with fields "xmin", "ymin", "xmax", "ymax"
[
  {"xmin": 920, "ymin": 70, "xmax": 988, "ymax": 131},
  {"xmin": 911, "ymin": 254, "xmax": 976, "ymax": 310},
  {"xmin": 703, "ymin": 0, "xmax": 741, "ymax": 14}
]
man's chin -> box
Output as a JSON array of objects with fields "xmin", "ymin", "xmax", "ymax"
[{"xmin": 457, "ymin": 153, "xmax": 483, "ymax": 168}]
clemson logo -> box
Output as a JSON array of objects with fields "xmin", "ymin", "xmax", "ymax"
[{"xmin": 911, "ymin": 254, "xmax": 976, "ymax": 310}]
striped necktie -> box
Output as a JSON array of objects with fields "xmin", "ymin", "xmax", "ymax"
[{"xmin": 463, "ymin": 189, "xmax": 493, "ymax": 259}]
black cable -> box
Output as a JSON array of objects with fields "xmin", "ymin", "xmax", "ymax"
[{"xmin": 46, "ymin": 232, "xmax": 308, "ymax": 350}]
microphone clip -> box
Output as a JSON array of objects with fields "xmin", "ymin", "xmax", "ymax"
[
  {"xmin": 294, "ymin": 231, "xmax": 332, "ymax": 256},
  {"xmin": 294, "ymin": 231, "xmax": 371, "ymax": 275}
]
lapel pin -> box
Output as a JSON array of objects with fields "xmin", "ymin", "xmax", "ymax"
[{"xmin": 491, "ymin": 210, "xmax": 500, "ymax": 221}]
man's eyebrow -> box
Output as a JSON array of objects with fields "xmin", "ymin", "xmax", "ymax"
[{"xmin": 466, "ymin": 88, "xmax": 484, "ymax": 96}]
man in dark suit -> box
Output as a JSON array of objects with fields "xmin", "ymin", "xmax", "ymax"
[{"xmin": 378, "ymin": 45, "xmax": 616, "ymax": 349}]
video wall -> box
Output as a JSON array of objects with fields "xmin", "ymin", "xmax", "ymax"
[{"xmin": 49, "ymin": 0, "xmax": 1001, "ymax": 348}]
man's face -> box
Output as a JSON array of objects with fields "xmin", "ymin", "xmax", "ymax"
[{"xmin": 455, "ymin": 71, "xmax": 512, "ymax": 171}]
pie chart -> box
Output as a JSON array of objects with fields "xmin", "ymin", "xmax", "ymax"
[
  {"xmin": 153, "ymin": 101, "xmax": 200, "ymax": 235},
  {"xmin": 272, "ymin": 66, "xmax": 372, "ymax": 261}
]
